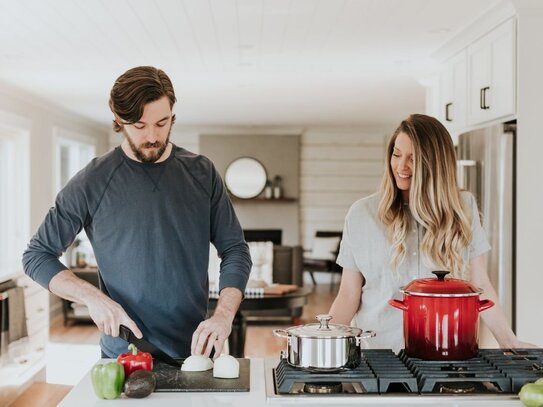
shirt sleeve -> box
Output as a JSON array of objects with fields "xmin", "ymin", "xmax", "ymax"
[
  {"xmin": 467, "ymin": 192, "xmax": 491, "ymax": 259},
  {"xmin": 22, "ymin": 178, "xmax": 89, "ymax": 290},
  {"xmin": 209, "ymin": 164, "xmax": 252, "ymax": 293},
  {"xmin": 336, "ymin": 204, "xmax": 360, "ymax": 272}
]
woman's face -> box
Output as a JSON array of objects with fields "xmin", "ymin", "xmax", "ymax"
[{"xmin": 390, "ymin": 132, "xmax": 414, "ymax": 200}]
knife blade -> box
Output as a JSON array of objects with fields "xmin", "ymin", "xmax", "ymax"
[{"xmin": 119, "ymin": 325, "xmax": 181, "ymax": 368}]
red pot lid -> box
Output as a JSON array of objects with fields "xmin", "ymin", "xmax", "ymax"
[{"xmin": 401, "ymin": 271, "xmax": 483, "ymax": 297}]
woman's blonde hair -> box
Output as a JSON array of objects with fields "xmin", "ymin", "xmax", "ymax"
[{"xmin": 377, "ymin": 114, "xmax": 472, "ymax": 277}]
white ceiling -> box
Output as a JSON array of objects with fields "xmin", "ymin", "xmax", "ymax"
[{"xmin": 0, "ymin": 0, "xmax": 502, "ymax": 128}]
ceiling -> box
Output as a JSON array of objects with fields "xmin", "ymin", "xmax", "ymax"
[{"xmin": 0, "ymin": 0, "xmax": 502, "ymax": 128}]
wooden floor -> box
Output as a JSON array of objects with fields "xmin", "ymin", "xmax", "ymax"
[{"xmin": 14, "ymin": 282, "xmax": 337, "ymax": 407}]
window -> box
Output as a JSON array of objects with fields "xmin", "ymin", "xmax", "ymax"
[
  {"xmin": 55, "ymin": 133, "xmax": 96, "ymax": 193},
  {"xmin": 54, "ymin": 129, "xmax": 96, "ymax": 268},
  {"xmin": 0, "ymin": 113, "xmax": 30, "ymax": 282}
]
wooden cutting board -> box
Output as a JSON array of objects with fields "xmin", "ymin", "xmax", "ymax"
[
  {"xmin": 264, "ymin": 284, "xmax": 298, "ymax": 295},
  {"xmin": 154, "ymin": 358, "xmax": 250, "ymax": 392}
]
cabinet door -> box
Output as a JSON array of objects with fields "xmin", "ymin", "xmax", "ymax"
[
  {"xmin": 467, "ymin": 18, "xmax": 516, "ymax": 124},
  {"xmin": 439, "ymin": 51, "xmax": 467, "ymax": 133}
]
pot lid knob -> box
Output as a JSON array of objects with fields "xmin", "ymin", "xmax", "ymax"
[
  {"xmin": 316, "ymin": 314, "xmax": 332, "ymax": 330},
  {"xmin": 432, "ymin": 270, "xmax": 450, "ymax": 281}
]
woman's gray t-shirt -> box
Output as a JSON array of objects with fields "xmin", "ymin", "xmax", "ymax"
[{"xmin": 336, "ymin": 191, "xmax": 490, "ymax": 352}]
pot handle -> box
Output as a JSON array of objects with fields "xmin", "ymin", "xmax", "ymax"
[
  {"xmin": 272, "ymin": 329, "xmax": 289, "ymax": 339},
  {"xmin": 478, "ymin": 299, "xmax": 495, "ymax": 312},
  {"xmin": 388, "ymin": 299, "xmax": 408, "ymax": 311},
  {"xmin": 356, "ymin": 331, "xmax": 376, "ymax": 346}
]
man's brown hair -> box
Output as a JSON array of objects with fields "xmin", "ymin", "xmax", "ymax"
[{"xmin": 109, "ymin": 66, "xmax": 176, "ymax": 132}]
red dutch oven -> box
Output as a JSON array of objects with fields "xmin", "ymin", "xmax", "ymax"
[{"xmin": 388, "ymin": 270, "xmax": 494, "ymax": 360}]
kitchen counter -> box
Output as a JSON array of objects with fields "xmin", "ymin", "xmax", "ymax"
[{"xmin": 59, "ymin": 358, "xmax": 525, "ymax": 407}]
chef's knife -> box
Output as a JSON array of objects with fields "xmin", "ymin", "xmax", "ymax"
[{"xmin": 119, "ymin": 324, "xmax": 181, "ymax": 368}]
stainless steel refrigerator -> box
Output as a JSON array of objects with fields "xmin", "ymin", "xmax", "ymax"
[{"xmin": 456, "ymin": 122, "xmax": 515, "ymax": 331}]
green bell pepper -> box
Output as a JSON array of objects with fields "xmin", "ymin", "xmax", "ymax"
[{"xmin": 91, "ymin": 361, "xmax": 125, "ymax": 400}]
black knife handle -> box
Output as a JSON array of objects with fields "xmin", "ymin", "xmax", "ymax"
[{"xmin": 119, "ymin": 324, "xmax": 132, "ymax": 342}]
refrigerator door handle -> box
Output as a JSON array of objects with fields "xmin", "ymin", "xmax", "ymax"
[{"xmin": 456, "ymin": 160, "xmax": 477, "ymax": 190}]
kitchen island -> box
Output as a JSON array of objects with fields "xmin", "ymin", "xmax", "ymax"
[{"xmin": 59, "ymin": 358, "xmax": 524, "ymax": 407}]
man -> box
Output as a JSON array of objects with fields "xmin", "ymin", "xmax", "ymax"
[{"xmin": 23, "ymin": 66, "xmax": 252, "ymax": 358}]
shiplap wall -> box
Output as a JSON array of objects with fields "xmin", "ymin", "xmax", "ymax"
[{"xmin": 300, "ymin": 129, "xmax": 388, "ymax": 249}]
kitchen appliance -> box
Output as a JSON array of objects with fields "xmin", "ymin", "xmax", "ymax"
[
  {"xmin": 118, "ymin": 325, "xmax": 181, "ymax": 368},
  {"xmin": 153, "ymin": 358, "xmax": 250, "ymax": 392},
  {"xmin": 389, "ymin": 271, "xmax": 494, "ymax": 360},
  {"xmin": 272, "ymin": 314, "xmax": 375, "ymax": 372},
  {"xmin": 456, "ymin": 122, "xmax": 515, "ymax": 330},
  {"xmin": 266, "ymin": 348, "xmax": 543, "ymax": 400}
]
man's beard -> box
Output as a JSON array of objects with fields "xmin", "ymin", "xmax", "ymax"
[{"xmin": 123, "ymin": 127, "xmax": 171, "ymax": 163}]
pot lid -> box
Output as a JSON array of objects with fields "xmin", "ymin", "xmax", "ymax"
[
  {"xmin": 286, "ymin": 315, "xmax": 363, "ymax": 338},
  {"xmin": 401, "ymin": 270, "xmax": 483, "ymax": 297}
]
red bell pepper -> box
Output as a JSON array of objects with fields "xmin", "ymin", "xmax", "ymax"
[{"xmin": 117, "ymin": 343, "xmax": 153, "ymax": 377}]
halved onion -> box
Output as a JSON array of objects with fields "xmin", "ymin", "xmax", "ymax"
[
  {"xmin": 181, "ymin": 355, "xmax": 213, "ymax": 372},
  {"xmin": 213, "ymin": 355, "xmax": 240, "ymax": 378}
]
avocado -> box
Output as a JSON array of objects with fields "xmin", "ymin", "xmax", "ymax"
[{"xmin": 123, "ymin": 370, "xmax": 156, "ymax": 398}]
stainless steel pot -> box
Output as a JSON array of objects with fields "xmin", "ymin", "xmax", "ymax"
[{"xmin": 273, "ymin": 314, "xmax": 376, "ymax": 372}]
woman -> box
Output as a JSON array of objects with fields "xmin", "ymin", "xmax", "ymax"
[{"xmin": 329, "ymin": 114, "xmax": 533, "ymax": 351}]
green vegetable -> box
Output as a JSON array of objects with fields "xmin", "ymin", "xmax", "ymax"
[
  {"xmin": 519, "ymin": 383, "xmax": 543, "ymax": 407},
  {"xmin": 91, "ymin": 362, "xmax": 125, "ymax": 400},
  {"xmin": 124, "ymin": 369, "xmax": 156, "ymax": 398},
  {"xmin": 537, "ymin": 378, "xmax": 543, "ymax": 386}
]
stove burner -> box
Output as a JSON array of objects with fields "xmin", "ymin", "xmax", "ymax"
[
  {"xmin": 303, "ymin": 382, "xmax": 343, "ymax": 394},
  {"xmin": 272, "ymin": 349, "xmax": 543, "ymax": 396},
  {"xmin": 440, "ymin": 381, "xmax": 476, "ymax": 394}
]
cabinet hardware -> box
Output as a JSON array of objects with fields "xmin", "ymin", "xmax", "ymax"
[
  {"xmin": 480, "ymin": 86, "xmax": 490, "ymax": 110},
  {"xmin": 445, "ymin": 103, "xmax": 453, "ymax": 121}
]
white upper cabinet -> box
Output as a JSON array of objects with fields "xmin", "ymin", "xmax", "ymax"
[
  {"xmin": 467, "ymin": 18, "xmax": 516, "ymax": 125},
  {"xmin": 438, "ymin": 50, "xmax": 467, "ymax": 133}
]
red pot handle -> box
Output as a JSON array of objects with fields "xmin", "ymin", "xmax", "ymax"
[
  {"xmin": 478, "ymin": 299, "xmax": 495, "ymax": 312},
  {"xmin": 388, "ymin": 299, "xmax": 408, "ymax": 311}
]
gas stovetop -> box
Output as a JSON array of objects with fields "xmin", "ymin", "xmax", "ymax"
[{"xmin": 266, "ymin": 348, "xmax": 543, "ymax": 401}]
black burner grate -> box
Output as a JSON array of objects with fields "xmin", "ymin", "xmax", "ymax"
[
  {"xmin": 274, "ymin": 350, "xmax": 418, "ymax": 394},
  {"xmin": 399, "ymin": 350, "xmax": 511, "ymax": 393},
  {"xmin": 274, "ymin": 358, "xmax": 378, "ymax": 394},
  {"xmin": 273, "ymin": 349, "xmax": 543, "ymax": 395},
  {"xmin": 363, "ymin": 349, "xmax": 418, "ymax": 392},
  {"xmin": 480, "ymin": 348, "xmax": 543, "ymax": 392}
]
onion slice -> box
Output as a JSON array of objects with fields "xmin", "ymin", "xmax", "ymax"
[
  {"xmin": 181, "ymin": 355, "xmax": 213, "ymax": 371},
  {"xmin": 213, "ymin": 355, "xmax": 240, "ymax": 378}
]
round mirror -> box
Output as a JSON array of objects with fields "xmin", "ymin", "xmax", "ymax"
[{"xmin": 225, "ymin": 157, "xmax": 267, "ymax": 199}]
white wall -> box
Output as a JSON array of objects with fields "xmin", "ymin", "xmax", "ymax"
[{"xmin": 512, "ymin": 0, "xmax": 543, "ymax": 345}]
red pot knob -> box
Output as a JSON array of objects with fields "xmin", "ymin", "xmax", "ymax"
[{"xmin": 432, "ymin": 270, "xmax": 450, "ymax": 280}]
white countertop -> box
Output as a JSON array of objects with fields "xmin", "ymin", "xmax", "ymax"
[{"xmin": 59, "ymin": 358, "xmax": 525, "ymax": 407}]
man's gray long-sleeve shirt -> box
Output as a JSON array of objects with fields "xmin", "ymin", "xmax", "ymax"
[{"xmin": 23, "ymin": 145, "xmax": 252, "ymax": 357}]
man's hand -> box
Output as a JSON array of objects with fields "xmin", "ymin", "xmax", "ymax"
[
  {"xmin": 191, "ymin": 314, "xmax": 232, "ymax": 358},
  {"xmin": 86, "ymin": 293, "xmax": 142, "ymax": 339},
  {"xmin": 49, "ymin": 269, "xmax": 142, "ymax": 339},
  {"xmin": 191, "ymin": 287, "xmax": 242, "ymax": 358}
]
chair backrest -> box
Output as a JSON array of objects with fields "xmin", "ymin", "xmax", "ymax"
[
  {"xmin": 273, "ymin": 245, "xmax": 303, "ymax": 286},
  {"xmin": 243, "ymin": 229, "xmax": 282, "ymax": 245},
  {"xmin": 314, "ymin": 231, "xmax": 343, "ymax": 255}
]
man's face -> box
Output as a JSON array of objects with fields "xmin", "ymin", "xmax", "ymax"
[{"xmin": 119, "ymin": 96, "xmax": 173, "ymax": 163}]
